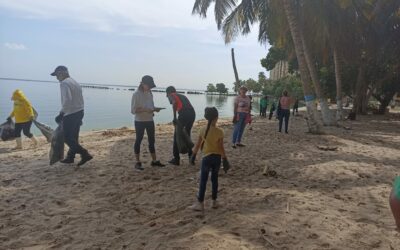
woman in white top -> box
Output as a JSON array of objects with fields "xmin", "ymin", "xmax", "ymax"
[{"xmin": 131, "ymin": 75, "xmax": 165, "ymax": 170}]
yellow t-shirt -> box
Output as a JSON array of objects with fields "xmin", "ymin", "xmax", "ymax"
[{"xmin": 200, "ymin": 126, "xmax": 224, "ymax": 156}]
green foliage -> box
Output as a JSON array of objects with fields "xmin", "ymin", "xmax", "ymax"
[
  {"xmin": 232, "ymin": 80, "xmax": 246, "ymax": 93},
  {"xmin": 207, "ymin": 83, "xmax": 217, "ymax": 92},
  {"xmin": 262, "ymin": 75, "xmax": 304, "ymax": 99},
  {"xmin": 216, "ymin": 83, "xmax": 228, "ymax": 94},
  {"xmin": 260, "ymin": 47, "xmax": 287, "ymax": 71},
  {"xmin": 194, "ymin": 0, "xmax": 400, "ymax": 114},
  {"xmin": 245, "ymin": 78, "xmax": 262, "ymax": 93}
]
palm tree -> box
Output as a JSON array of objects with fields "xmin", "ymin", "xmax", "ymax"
[
  {"xmin": 281, "ymin": 0, "xmax": 320, "ymax": 132},
  {"xmin": 231, "ymin": 48, "xmax": 240, "ymax": 93},
  {"xmin": 333, "ymin": 46, "xmax": 344, "ymax": 120},
  {"xmin": 192, "ymin": 0, "xmax": 321, "ymax": 133}
]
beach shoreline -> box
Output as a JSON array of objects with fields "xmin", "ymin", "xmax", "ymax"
[{"xmin": 1, "ymin": 112, "xmax": 400, "ymax": 249}]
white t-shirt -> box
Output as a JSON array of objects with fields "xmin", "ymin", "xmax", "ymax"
[
  {"xmin": 131, "ymin": 90, "xmax": 155, "ymax": 122},
  {"xmin": 60, "ymin": 77, "xmax": 84, "ymax": 116}
]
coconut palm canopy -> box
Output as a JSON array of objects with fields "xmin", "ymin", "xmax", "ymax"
[{"xmin": 193, "ymin": 0, "xmax": 400, "ymax": 132}]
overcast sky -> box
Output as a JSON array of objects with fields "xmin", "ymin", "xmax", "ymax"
[{"xmin": 0, "ymin": 0, "xmax": 270, "ymax": 90}]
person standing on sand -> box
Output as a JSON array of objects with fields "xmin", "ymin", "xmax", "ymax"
[
  {"xmin": 293, "ymin": 98, "xmax": 299, "ymax": 116},
  {"xmin": 269, "ymin": 99, "xmax": 276, "ymax": 120},
  {"xmin": 131, "ymin": 75, "xmax": 165, "ymax": 170},
  {"xmin": 165, "ymin": 86, "xmax": 196, "ymax": 166},
  {"xmin": 189, "ymin": 107, "xmax": 230, "ymax": 211},
  {"xmin": 51, "ymin": 66, "xmax": 93, "ymax": 166},
  {"xmin": 278, "ymin": 90, "xmax": 291, "ymax": 133},
  {"xmin": 232, "ymin": 86, "xmax": 251, "ymax": 148},
  {"xmin": 7, "ymin": 89, "xmax": 38, "ymax": 149},
  {"xmin": 260, "ymin": 96, "xmax": 268, "ymax": 117}
]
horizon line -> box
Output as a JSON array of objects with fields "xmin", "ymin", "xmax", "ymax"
[{"xmin": 0, "ymin": 77, "xmax": 209, "ymax": 92}]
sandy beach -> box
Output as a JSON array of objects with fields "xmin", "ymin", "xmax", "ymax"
[{"xmin": 1, "ymin": 113, "xmax": 400, "ymax": 250}]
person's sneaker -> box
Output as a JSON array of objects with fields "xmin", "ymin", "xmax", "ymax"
[
  {"xmin": 135, "ymin": 162, "xmax": 144, "ymax": 170},
  {"xmin": 77, "ymin": 154, "xmax": 93, "ymax": 166},
  {"xmin": 60, "ymin": 158, "xmax": 74, "ymax": 164},
  {"xmin": 151, "ymin": 160, "xmax": 165, "ymax": 167},
  {"xmin": 168, "ymin": 158, "xmax": 180, "ymax": 166},
  {"xmin": 189, "ymin": 201, "xmax": 204, "ymax": 212},
  {"xmin": 232, "ymin": 144, "xmax": 237, "ymax": 149},
  {"xmin": 236, "ymin": 143, "xmax": 246, "ymax": 147},
  {"xmin": 211, "ymin": 200, "xmax": 219, "ymax": 209}
]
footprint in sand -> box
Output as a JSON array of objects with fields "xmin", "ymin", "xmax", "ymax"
[{"xmin": 307, "ymin": 233, "xmax": 319, "ymax": 239}]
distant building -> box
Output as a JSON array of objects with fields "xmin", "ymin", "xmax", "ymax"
[{"xmin": 270, "ymin": 61, "xmax": 289, "ymax": 80}]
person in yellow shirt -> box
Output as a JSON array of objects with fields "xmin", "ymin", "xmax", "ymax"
[
  {"xmin": 7, "ymin": 89, "xmax": 38, "ymax": 149},
  {"xmin": 189, "ymin": 107, "xmax": 231, "ymax": 212}
]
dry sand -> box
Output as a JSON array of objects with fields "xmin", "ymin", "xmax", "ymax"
[{"xmin": 1, "ymin": 113, "xmax": 400, "ymax": 250}]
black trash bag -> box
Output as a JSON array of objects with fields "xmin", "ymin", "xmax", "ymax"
[
  {"xmin": 33, "ymin": 120, "xmax": 54, "ymax": 143},
  {"xmin": 49, "ymin": 123, "xmax": 64, "ymax": 165},
  {"xmin": 0, "ymin": 120, "xmax": 15, "ymax": 141},
  {"xmin": 175, "ymin": 121, "xmax": 194, "ymax": 154}
]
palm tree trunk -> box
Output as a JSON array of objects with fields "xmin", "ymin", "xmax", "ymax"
[
  {"xmin": 301, "ymin": 33, "xmax": 335, "ymax": 126},
  {"xmin": 283, "ymin": 0, "xmax": 321, "ymax": 133},
  {"xmin": 354, "ymin": 64, "xmax": 368, "ymax": 114},
  {"xmin": 333, "ymin": 46, "xmax": 343, "ymax": 121},
  {"xmin": 231, "ymin": 48, "xmax": 240, "ymax": 93}
]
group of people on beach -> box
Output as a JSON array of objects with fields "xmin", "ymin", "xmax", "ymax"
[
  {"xmin": 259, "ymin": 92, "xmax": 299, "ymax": 134},
  {"xmin": 5, "ymin": 65, "xmax": 298, "ymax": 212},
  {"xmin": 6, "ymin": 66, "xmax": 93, "ymax": 166}
]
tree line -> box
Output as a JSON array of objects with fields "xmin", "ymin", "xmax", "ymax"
[{"xmin": 193, "ymin": 0, "xmax": 400, "ymax": 133}]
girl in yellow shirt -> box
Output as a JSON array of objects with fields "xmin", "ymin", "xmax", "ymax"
[
  {"xmin": 7, "ymin": 89, "xmax": 38, "ymax": 149},
  {"xmin": 189, "ymin": 107, "xmax": 231, "ymax": 212}
]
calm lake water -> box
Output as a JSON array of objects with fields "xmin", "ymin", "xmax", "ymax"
[{"xmin": 0, "ymin": 79, "xmax": 261, "ymax": 134}]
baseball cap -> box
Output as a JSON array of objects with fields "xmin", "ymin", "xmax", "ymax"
[
  {"xmin": 50, "ymin": 65, "xmax": 68, "ymax": 76},
  {"xmin": 165, "ymin": 86, "xmax": 176, "ymax": 96},
  {"xmin": 141, "ymin": 75, "xmax": 156, "ymax": 89}
]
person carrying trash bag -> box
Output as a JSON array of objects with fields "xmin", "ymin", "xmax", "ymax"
[
  {"xmin": 51, "ymin": 65, "xmax": 92, "ymax": 166},
  {"xmin": 166, "ymin": 86, "xmax": 196, "ymax": 166},
  {"xmin": 7, "ymin": 89, "xmax": 38, "ymax": 149}
]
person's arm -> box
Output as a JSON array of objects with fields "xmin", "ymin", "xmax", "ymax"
[
  {"xmin": 232, "ymin": 101, "xmax": 239, "ymax": 123},
  {"xmin": 60, "ymin": 83, "xmax": 71, "ymax": 114},
  {"xmin": 233, "ymin": 97, "xmax": 238, "ymax": 114},
  {"xmin": 24, "ymin": 101, "xmax": 34, "ymax": 120},
  {"xmin": 192, "ymin": 134, "xmax": 203, "ymax": 156},
  {"xmin": 190, "ymin": 134, "xmax": 203, "ymax": 165},
  {"xmin": 168, "ymin": 95, "xmax": 177, "ymax": 121},
  {"xmin": 172, "ymin": 103, "xmax": 177, "ymax": 121},
  {"xmin": 249, "ymin": 99, "xmax": 252, "ymax": 114}
]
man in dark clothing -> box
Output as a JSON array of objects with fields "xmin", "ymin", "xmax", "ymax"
[{"xmin": 166, "ymin": 86, "xmax": 196, "ymax": 166}]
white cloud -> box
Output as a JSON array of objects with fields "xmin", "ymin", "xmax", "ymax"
[
  {"xmin": 4, "ymin": 42, "xmax": 27, "ymax": 50},
  {"xmin": 0, "ymin": 0, "xmax": 216, "ymax": 33}
]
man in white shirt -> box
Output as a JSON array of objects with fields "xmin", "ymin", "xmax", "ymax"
[{"xmin": 51, "ymin": 66, "xmax": 92, "ymax": 166}]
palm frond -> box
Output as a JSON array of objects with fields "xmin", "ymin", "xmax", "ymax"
[
  {"xmin": 215, "ymin": 0, "xmax": 238, "ymax": 29},
  {"xmin": 192, "ymin": 0, "xmax": 214, "ymax": 17},
  {"xmin": 221, "ymin": 0, "xmax": 258, "ymax": 43}
]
